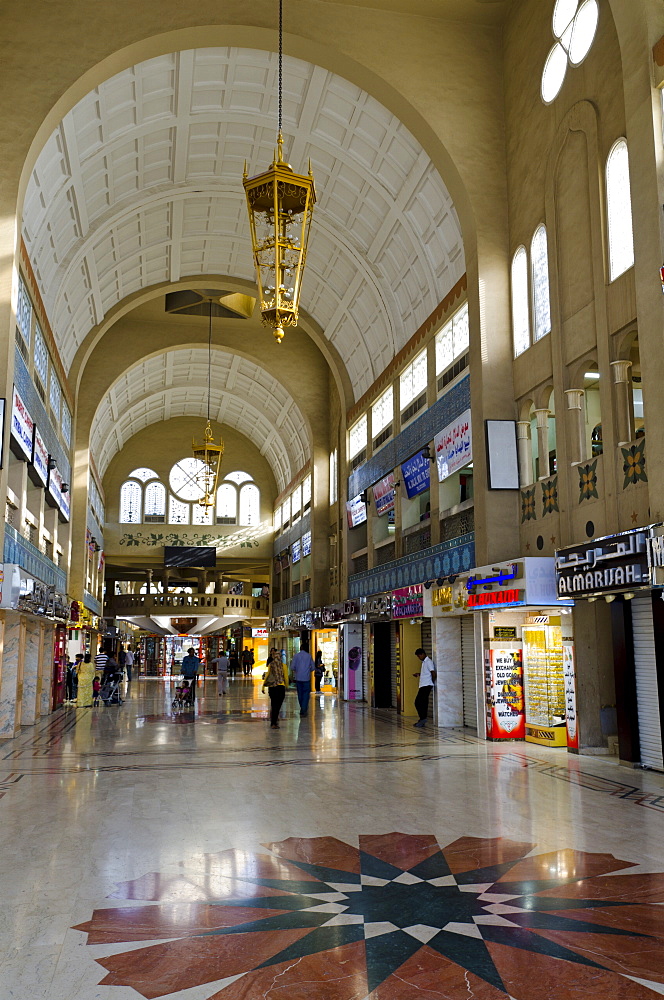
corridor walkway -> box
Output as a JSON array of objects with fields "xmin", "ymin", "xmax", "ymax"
[{"xmin": 2, "ymin": 678, "xmax": 664, "ymax": 999}]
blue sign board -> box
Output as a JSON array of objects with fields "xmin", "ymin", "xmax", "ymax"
[{"xmin": 401, "ymin": 452, "xmax": 430, "ymax": 499}]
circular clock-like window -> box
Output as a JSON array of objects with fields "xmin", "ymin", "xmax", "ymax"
[{"xmin": 169, "ymin": 458, "xmax": 207, "ymax": 502}]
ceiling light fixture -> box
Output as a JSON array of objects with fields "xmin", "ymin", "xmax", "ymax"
[
  {"xmin": 243, "ymin": 0, "xmax": 316, "ymax": 344},
  {"xmin": 192, "ymin": 299, "xmax": 224, "ymax": 511}
]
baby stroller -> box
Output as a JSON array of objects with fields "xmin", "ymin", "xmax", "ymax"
[
  {"xmin": 100, "ymin": 669, "xmax": 124, "ymax": 705},
  {"xmin": 172, "ymin": 676, "xmax": 195, "ymax": 710}
]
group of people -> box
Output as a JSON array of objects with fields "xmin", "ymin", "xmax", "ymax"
[
  {"xmin": 261, "ymin": 644, "xmax": 325, "ymax": 729},
  {"xmin": 62, "ymin": 644, "xmax": 137, "ymax": 707}
]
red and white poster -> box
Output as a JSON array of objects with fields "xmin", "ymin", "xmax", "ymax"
[
  {"xmin": 486, "ymin": 648, "xmax": 525, "ymax": 740},
  {"xmin": 563, "ymin": 642, "xmax": 578, "ymax": 749}
]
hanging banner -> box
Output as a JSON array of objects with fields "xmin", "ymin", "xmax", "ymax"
[
  {"xmin": 373, "ymin": 473, "xmax": 396, "ymax": 515},
  {"xmin": 563, "ymin": 642, "xmax": 578, "ymax": 750},
  {"xmin": 346, "ymin": 495, "xmax": 367, "ymax": 528},
  {"xmin": 343, "ymin": 622, "xmax": 363, "ymax": 701},
  {"xmin": 434, "ymin": 408, "xmax": 472, "ymax": 483},
  {"xmin": 31, "ymin": 427, "xmax": 49, "ymax": 486},
  {"xmin": 486, "ymin": 648, "xmax": 525, "ymax": 740},
  {"xmin": 47, "ymin": 462, "xmax": 70, "ymax": 521},
  {"xmin": 401, "ymin": 452, "xmax": 430, "ymax": 499},
  {"xmin": 291, "ymin": 538, "xmax": 301, "ymax": 563},
  {"xmin": 11, "ymin": 387, "xmax": 34, "ymax": 460}
]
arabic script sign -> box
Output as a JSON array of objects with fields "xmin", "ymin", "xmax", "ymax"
[
  {"xmin": 555, "ymin": 529, "xmax": 650, "ymax": 598},
  {"xmin": 372, "ymin": 473, "xmax": 395, "ymax": 516},
  {"xmin": 401, "ymin": 452, "xmax": 430, "ymax": 499},
  {"xmin": 434, "ymin": 408, "xmax": 472, "ymax": 483}
]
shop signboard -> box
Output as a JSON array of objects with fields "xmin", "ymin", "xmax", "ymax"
[
  {"xmin": 563, "ymin": 641, "xmax": 578, "ymax": 750},
  {"xmin": 400, "ymin": 452, "xmax": 430, "ymax": 498},
  {"xmin": 342, "ymin": 622, "xmax": 363, "ymax": 700},
  {"xmin": 291, "ymin": 538, "xmax": 301, "ymax": 563},
  {"xmin": 392, "ymin": 585, "xmax": 423, "ymax": 619},
  {"xmin": 434, "ymin": 408, "xmax": 472, "ymax": 483},
  {"xmin": 467, "ymin": 558, "xmax": 572, "ymax": 609},
  {"xmin": 11, "ymin": 387, "xmax": 34, "ymax": 460},
  {"xmin": 361, "ymin": 593, "xmax": 392, "ymax": 619},
  {"xmin": 302, "ymin": 531, "xmax": 311, "ymax": 557},
  {"xmin": 252, "ymin": 627, "xmax": 268, "ymax": 638},
  {"xmin": 31, "ymin": 426, "xmax": 49, "ymax": 486},
  {"xmin": 556, "ymin": 529, "xmax": 650, "ymax": 598},
  {"xmin": 372, "ymin": 473, "xmax": 396, "ymax": 515},
  {"xmin": 346, "ymin": 494, "xmax": 367, "ymax": 528},
  {"xmin": 468, "ymin": 588, "xmax": 524, "ymax": 608},
  {"xmin": 486, "ymin": 647, "xmax": 525, "ymax": 740}
]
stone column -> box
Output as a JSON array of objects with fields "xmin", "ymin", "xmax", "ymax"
[
  {"xmin": 611, "ymin": 360, "xmax": 633, "ymax": 445},
  {"xmin": 21, "ymin": 620, "xmax": 41, "ymax": 727},
  {"xmin": 565, "ymin": 389, "xmax": 586, "ymax": 465},
  {"xmin": 0, "ymin": 613, "xmax": 23, "ymax": 738},
  {"xmin": 534, "ymin": 409, "xmax": 551, "ymax": 480},
  {"xmin": 39, "ymin": 623, "xmax": 54, "ymax": 716},
  {"xmin": 516, "ymin": 421, "xmax": 532, "ymax": 486},
  {"xmin": 433, "ymin": 616, "xmax": 463, "ymax": 727}
]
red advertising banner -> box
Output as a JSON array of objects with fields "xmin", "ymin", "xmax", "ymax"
[{"xmin": 486, "ymin": 648, "xmax": 525, "ymax": 740}]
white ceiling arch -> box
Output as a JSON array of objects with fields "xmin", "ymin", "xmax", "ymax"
[
  {"xmin": 90, "ymin": 348, "xmax": 310, "ymax": 491},
  {"xmin": 23, "ymin": 46, "xmax": 464, "ymax": 399}
]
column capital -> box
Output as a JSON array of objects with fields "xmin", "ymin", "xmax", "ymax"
[
  {"xmin": 533, "ymin": 408, "xmax": 551, "ymax": 429},
  {"xmin": 565, "ymin": 388, "xmax": 585, "ymax": 409},
  {"xmin": 610, "ymin": 359, "xmax": 632, "ymax": 383},
  {"xmin": 516, "ymin": 420, "xmax": 531, "ymax": 439}
]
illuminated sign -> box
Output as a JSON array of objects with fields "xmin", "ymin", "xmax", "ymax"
[
  {"xmin": 393, "ymin": 585, "xmax": 423, "ymax": 619},
  {"xmin": 11, "ymin": 387, "xmax": 34, "ymax": 460},
  {"xmin": 434, "ymin": 408, "xmax": 472, "ymax": 483},
  {"xmin": 291, "ymin": 538, "xmax": 301, "ymax": 563},
  {"xmin": 252, "ymin": 627, "xmax": 268, "ymax": 638},
  {"xmin": 432, "ymin": 586, "xmax": 453, "ymax": 607},
  {"xmin": 302, "ymin": 531, "xmax": 311, "ymax": 557},
  {"xmin": 556, "ymin": 530, "xmax": 649, "ymax": 597},
  {"xmin": 467, "ymin": 588, "xmax": 523, "ymax": 608}
]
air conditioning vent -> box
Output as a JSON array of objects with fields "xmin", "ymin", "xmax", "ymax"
[
  {"xmin": 401, "ymin": 392, "xmax": 426, "ymax": 423},
  {"xmin": 15, "ymin": 330, "xmax": 28, "ymax": 360},
  {"xmin": 351, "ymin": 448, "xmax": 367, "ymax": 470},
  {"xmin": 373, "ymin": 425, "xmax": 392, "ymax": 450},
  {"xmin": 437, "ymin": 353, "xmax": 469, "ymax": 393},
  {"xmin": 144, "ymin": 514, "xmax": 165, "ymax": 523},
  {"xmin": 216, "ymin": 516, "xmax": 236, "ymax": 525},
  {"xmin": 34, "ymin": 375, "xmax": 46, "ymax": 403}
]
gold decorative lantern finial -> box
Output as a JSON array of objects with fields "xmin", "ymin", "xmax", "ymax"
[{"xmin": 242, "ymin": 0, "xmax": 316, "ymax": 344}]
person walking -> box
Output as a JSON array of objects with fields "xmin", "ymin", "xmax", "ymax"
[
  {"xmin": 124, "ymin": 647, "xmax": 134, "ymax": 683},
  {"xmin": 77, "ymin": 653, "xmax": 95, "ymax": 707},
  {"xmin": 290, "ymin": 644, "xmax": 315, "ymax": 717},
  {"xmin": 242, "ymin": 646, "xmax": 254, "ymax": 677},
  {"xmin": 94, "ymin": 648, "xmax": 108, "ymax": 674},
  {"xmin": 212, "ymin": 650, "xmax": 229, "ymax": 696},
  {"xmin": 229, "ymin": 650, "xmax": 240, "ymax": 679},
  {"xmin": 314, "ymin": 650, "xmax": 325, "ymax": 692},
  {"xmin": 412, "ymin": 647, "xmax": 437, "ymax": 728},
  {"xmin": 181, "ymin": 647, "xmax": 201, "ymax": 701},
  {"xmin": 262, "ymin": 651, "xmax": 287, "ymax": 729}
]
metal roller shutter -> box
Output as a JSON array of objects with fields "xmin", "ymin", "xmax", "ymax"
[
  {"xmin": 421, "ymin": 619, "xmax": 434, "ymax": 719},
  {"xmin": 461, "ymin": 616, "xmax": 477, "ymax": 730},
  {"xmin": 390, "ymin": 623, "xmax": 397, "ymax": 709},
  {"xmin": 631, "ymin": 595, "xmax": 663, "ymax": 770}
]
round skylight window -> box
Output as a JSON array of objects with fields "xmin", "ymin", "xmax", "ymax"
[{"xmin": 541, "ymin": 0, "xmax": 599, "ymax": 104}]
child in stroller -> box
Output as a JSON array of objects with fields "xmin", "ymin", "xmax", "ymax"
[
  {"xmin": 100, "ymin": 665, "xmax": 124, "ymax": 705},
  {"xmin": 172, "ymin": 677, "xmax": 194, "ymax": 710}
]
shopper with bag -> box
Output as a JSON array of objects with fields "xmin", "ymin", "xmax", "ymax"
[{"xmin": 262, "ymin": 651, "xmax": 287, "ymax": 729}]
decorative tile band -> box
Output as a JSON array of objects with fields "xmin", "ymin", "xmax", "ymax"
[{"xmin": 349, "ymin": 533, "xmax": 475, "ymax": 598}]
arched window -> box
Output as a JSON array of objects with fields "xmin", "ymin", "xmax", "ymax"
[
  {"xmin": 168, "ymin": 495, "xmax": 190, "ymax": 524},
  {"xmin": 224, "ymin": 470, "xmax": 253, "ymax": 485},
  {"xmin": 239, "ymin": 483, "xmax": 260, "ymax": 526},
  {"xmin": 144, "ymin": 481, "xmax": 166, "ymax": 517},
  {"xmin": 511, "ymin": 246, "xmax": 530, "ymax": 357},
  {"xmin": 128, "ymin": 467, "xmax": 158, "ymax": 482},
  {"xmin": 120, "ymin": 481, "xmax": 142, "ymax": 523},
  {"xmin": 606, "ymin": 139, "xmax": 635, "ymax": 280},
  {"xmin": 216, "ymin": 483, "xmax": 237, "ymax": 523},
  {"xmin": 531, "ymin": 225, "xmax": 551, "ymax": 341}
]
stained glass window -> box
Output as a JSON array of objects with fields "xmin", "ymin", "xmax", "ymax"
[
  {"xmin": 145, "ymin": 481, "xmax": 166, "ymax": 516},
  {"xmin": 62, "ymin": 402, "xmax": 72, "ymax": 447},
  {"xmin": 192, "ymin": 503, "xmax": 213, "ymax": 525},
  {"xmin": 435, "ymin": 302, "xmax": 469, "ymax": 375},
  {"xmin": 531, "ymin": 225, "xmax": 552, "ymax": 341},
  {"xmin": 216, "ymin": 483, "xmax": 237, "ymax": 521},
  {"xmin": 606, "ymin": 139, "xmax": 635, "ymax": 281},
  {"xmin": 49, "ymin": 372, "xmax": 61, "ymax": 420},
  {"xmin": 372, "ymin": 387, "xmax": 393, "ymax": 436},
  {"xmin": 120, "ymin": 481, "xmax": 142, "ymax": 523},
  {"xmin": 224, "ymin": 470, "xmax": 252, "ymax": 485},
  {"xmin": 34, "ymin": 325, "xmax": 48, "ymax": 385},
  {"xmin": 291, "ymin": 485, "xmax": 302, "ymax": 522},
  {"xmin": 239, "ymin": 484, "xmax": 260, "ymax": 526},
  {"xmin": 302, "ymin": 475, "xmax": 312, "ymax": 510},
  {"xmin": 349, "ymin": 414, "xmax": 367, "ymax": 459},
  {"xmin": 541, "ymin": 0, "xmax": 599, "ymax": 104},
  {"xmin": 400, "ymin": 349, "xmax": 427, "ymax": 409},
  {"xmin": 511, "ymin": 246, "xmax": 530, "ymax": 357},
  {"xmin": 168, "ymin": 495, "xmax": 190, "ymax": 524},
  {"xmin": 129, "ymin": 467, "xmax": 158, "ymax": 482},
  {"xmin": 16, "ymin": 277, "xmax": 32, "ymax": 343},
  {"xmin": 169, "ymin": 458, "xmax": 206, "ymax": 501}
]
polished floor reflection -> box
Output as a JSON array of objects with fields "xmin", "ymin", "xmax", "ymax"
[{"xmin": 2, "ymin": 676, "xmax": 664, "ymax": 999}]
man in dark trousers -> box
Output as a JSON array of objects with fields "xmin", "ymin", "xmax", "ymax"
[
  {"xmin": 412, "ymin": 647, "xmax": 437, "ymax": 728},
  {"xmin": 181, "ymin": 647, "xmax": 201, "ymax": 701}
]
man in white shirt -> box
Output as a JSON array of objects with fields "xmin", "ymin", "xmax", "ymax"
[
  {"xmin": 412, "ymin": 647, "xmax": 437, "ymax": 728},
  {"xmin": 124, "ymin": 647, "xmax": 134, "ymax": 683},
  {"xmin": 212, "ymin": 651, "xmax": 229, "ymax": 696}
]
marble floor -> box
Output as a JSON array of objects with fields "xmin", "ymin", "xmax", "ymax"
[{"xmin": 2, "ymin": 676, "xmax": 664, "ymax": 1000}]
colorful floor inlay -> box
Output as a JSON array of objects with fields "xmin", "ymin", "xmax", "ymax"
[{"xmin": 75, "ymin": 834, "xmax": 664, "ymax": 999}]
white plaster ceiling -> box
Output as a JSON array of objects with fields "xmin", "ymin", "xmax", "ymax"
[
  {"xmin": 23, "ymin": 47, "xmax": 464, "ymax": 399},
  {"xmin": 91, "ymin": 348, "xmax": 309, "ymax": 491}
]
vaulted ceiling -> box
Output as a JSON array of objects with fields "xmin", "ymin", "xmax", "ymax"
[
  {"xmin": 90, "ymin": 348, "xmax": 309, "ymax": 491},
  {"xmin": 23, "ymin": 46, "xmax": 465, "ymax": 401}
]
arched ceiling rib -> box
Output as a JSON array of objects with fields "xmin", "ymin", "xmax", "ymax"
[
  {"xmin": 23, "ymin": 47, "xmax": 464, "ymax": 399},
  {"xmin": 90, "ymin": 349, "xmax": 309, "ymax": 491}
]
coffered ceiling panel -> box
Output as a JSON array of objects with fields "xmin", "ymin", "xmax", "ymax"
[
  {"xmin": 91, "ymin": 348, "xmax": 309, "ymax": 490},
  {"xmin": 23, "ymin": 47, "xmax": 464, "ymax": 398}
]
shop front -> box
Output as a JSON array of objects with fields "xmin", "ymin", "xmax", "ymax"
[
  {"xmin": 359, "ymin": 593, "xmax": 393, "ymax": 709},
  {"xmin": 556, "ymin": 527, "xmax": 664, "ymax": 771},
  {"xmin": 392, "ymin": 586, "xmax": 425, "ymax": 718}
]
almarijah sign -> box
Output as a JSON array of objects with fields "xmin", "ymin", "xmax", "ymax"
[{"xmin": 555, "ymin": 529, "xmax": 650, "ymax": 598}]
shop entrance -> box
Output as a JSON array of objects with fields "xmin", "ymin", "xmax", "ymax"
[{"xmin": 372, "ymin": 622, "xmax": 392, "ymax": 707}]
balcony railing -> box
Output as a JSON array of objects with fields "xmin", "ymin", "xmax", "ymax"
[
  {"xmin": 3, "ymin": 523, "xmax": 67, "ymax": 592},
  {"xmin": 273, "ymin": 592, "xmax": 311, "ymax": 617},
  {"xmin": 104, "ymin": 592, "xmax": 268, "ymax": 618}
]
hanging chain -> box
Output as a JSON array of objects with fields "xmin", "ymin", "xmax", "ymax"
[
  {"xmin": 278, "ymin": 0, "xmax": 283, "ymax": 137},
  {"xmin": 207, "ymin": 298, "xmax": 212, "ymax": 424}
]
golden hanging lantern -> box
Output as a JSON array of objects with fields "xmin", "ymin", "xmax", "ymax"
[
  {"xmin": 192, "ymin": 421, "xmax": 224, "ymax": 511},
  {"xmin": 242, "ymin": 0, "xmax": 316, "ymax": 344}
]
